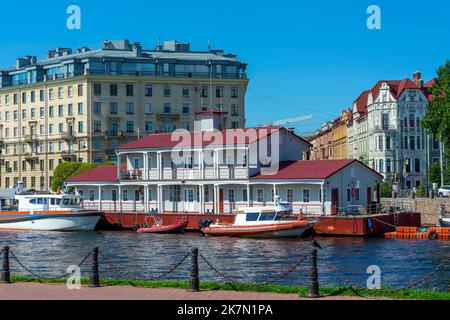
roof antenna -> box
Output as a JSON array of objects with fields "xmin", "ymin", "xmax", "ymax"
[
  {"xmin": 208, "ymin": 40, "xmax": 212, "ymax": 51},
  {"xmin": 156, "ymin": 36, "xmax": 162, "ymax": 51}
]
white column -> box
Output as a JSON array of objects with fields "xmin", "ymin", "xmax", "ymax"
[
  {"xmin": 118, "ymin": 185, "xmax": 122, "ymax": 213},
  {"xmin": 214, "ymin": 150, "xmax": 219, "ymax": 179},
  {"xmin": 214, "ymin": 185, "xmax": 218, "ymax": 214},
  {"xmin": 98, "ymin": 186, "xmax": 102, "ymax": 211},
  {"xmin": 199, "ymin": 185, "xmax": 204, "ymax": 215},
  {"xmin": 199, "ymin": 151, "xmax": 204, "ymax": 180},
  {"xmin": 144, "ymin": 152, "xmax": 149, "ymax": 180},
  {"xmin": 144, "ymin": 185, "xmax": 148, "ymax": 213},
  {"xmin": 320, "ymin": 183, "xmax": 325, "ymax": 216},
  {"xmin": 247, "ymin": 184, "xmax": 251, "ymax": 207},
  {"xmin": 157, "ymin": 152, "xmax": 163, "ymax": 180},
  {"xmin": 117, "ymin": 154, "xmax": 122, "ymax": 180}
]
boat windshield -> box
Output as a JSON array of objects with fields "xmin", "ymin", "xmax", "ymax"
[
  {"xmin": 274, "ymin": 211, "xmax": 290, "ymax": 221},
  {"xmin": 259, "ymin": 213, "xmax": 277, "ymax": 221},
  {"xmin": 61, "ymin": 198, "xmax": 81, "ymax": 206}
]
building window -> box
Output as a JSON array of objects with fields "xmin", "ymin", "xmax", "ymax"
[
  {"xmin": 58, "ymin": 105, "xmax": 63, "ymax": 117},
  {"xmin": 145, "ymin": 103, "xmax": 152, "ymax": 115},
  {"xmin": 110, "ymin": 84, "xmax": 118, "ymax": 96},
  {"xmin": 405, "ymin": 158, "xmax": 411, "ymax": 173},
  {"xmin": 386, "ymin": 159, "xmax": 392, "ymax": 173},
  {"xmin": 182, "ymin": 104, "xmax": 190, "ymax": 114},
  {"xmin": 126, "ymin": 121, "xmax": 134, "ymax": 133},
  {"xmin": 216, "ymin": 86, "xmax": 223, "ymax": 98},
  {"xmin": 58, "ymin": 87, "xmax": 63, "ymax": 99},
  {"xmin": 164, "ymin": 87, "xmax": 171, "ymax": 97},
  {"xmin": 77, "ymin": 84, "xmax": 83, "ymax": 97},
  {"xmin": 68, "ymin": 104, "xmax": 73, "ymax": 116},
  {"xmin": 145, "ymin": 121, "xmax": 153, "ymax": 133},
  {"xmin": 68, "ymin": 86, "xmax": 73, "ymax": 97},
  {"xmin": 287, "ymin": 189, "xmax": 294, "ymax": 204},
  {"xmin": 231, "ymin": 104, "xmax": 238, "ymax": 116},
  {"xmin": 242, "ymin": 189, "xmax": 248, "ymax": 202},
  {"xmin": 94, "ymin": 121, "xmax": 101, "ymax": 133},
  {"xmin": 386, "ymin": 136, "xmax": 391, "ymax": 150},
  {"xmin": 126, "ymin": 84, "xmax": 134, "ymax": 97},
  {"xmin": 48, "ymin": 89, "xmax": 54, "ymax": 100},
  {"xmin": 378, "ymin": 159, "xmax": 384, "ymax": 173},
  {"xmin": 123, "ymin": 190, "xmax": 128, "ymax": 201},
  {"xmin": 78, "ymin": 121, "xmax": 83, "ymax": 133},
  {"xmin": 257, "ymin": 189, "xmax": 264, "ymax": 203},
  {"xmin": 89, "ymin": 190, "xmax": 95, "ymax": 201},
  {"xmin": 126, "ymin": 103, "xmax": 134, "ymax": 114},
  {"xmin": 78, "ymin": 103, "xmax": 83, "ymax": 115},
  {"xmin": 303, "ymin": 189, "xmax": 310, "ymax": 203},
  {"xmin": 110, "ymin": 102, "xmax": 118, "ymax": 114},
  {"xmin": 410, "ymin": 136, "xmax": 415, "ymax": 150},
  {"xmin": 94, "ymin": 102, "xmax": 101, "ymax": 113},
  {"xmin": 415, "ymin": 158, "xmax": 421, "ymax": 173},
  {"xmin": 93, "ymin": 83, "xmax": 102, "ymax": 95},
  {"xmin": 164, "ymin": 104, "xmax": 171, "ymax": 114},
  {"xmin": 231, "ymin": 87, "xmax": 239, "ymax": 98},
  {"xmin": 145, "ymin": 85, "xmax": 152, "ymax": 97},
  {"xmin": 182, "ymin": 88, "xmax": 190, "ymax": 97},
  {"xmin": 30, "ymin": 91, "xmax": 36, "ymax": 102}
]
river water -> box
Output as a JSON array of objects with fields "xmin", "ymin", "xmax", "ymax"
[{"xmin": 0, "ymin": 231, "xmax": 448, "ymax": 291}]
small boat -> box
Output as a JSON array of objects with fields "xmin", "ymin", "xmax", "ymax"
[
  {"xmin": 202, "ymin": 197, "xmax": 316, "ymax": 238},
  {"xmin": 0, "ymin": 192, "xmax": 101, "ymax": 232},
  {"xmin": 137, "ymin": 221, "xmax": 188, "ymax": 234}
]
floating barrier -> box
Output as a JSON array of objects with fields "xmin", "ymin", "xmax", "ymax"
[{"xmin": 383, "ymin": 226, "xmax": 450, "ymax": 240}]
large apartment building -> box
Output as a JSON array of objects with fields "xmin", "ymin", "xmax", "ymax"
[
  {"xmin": 0, "ymin": 39, "xmax": 248, "ymax": 190},
  {"xmin": 347, "ymin": 72, "xmax": 439, "ymax": 189}
]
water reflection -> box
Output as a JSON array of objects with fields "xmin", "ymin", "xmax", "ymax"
[{"xmin": 0, "ymin": 231, "xmax": 448, "ymax": 291}]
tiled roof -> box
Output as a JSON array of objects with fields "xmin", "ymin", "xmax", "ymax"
[
  {"xmin": 117, "ymin": 127, "xmax": 312, "ymax": 151},
  {"xmin": 65, "ymin": 165, "xmax": 119, "ymax": 183},
  {"xmin": 354, "ymin": 78, "xmax": 425, "ymax": 114},
  {"xmin": 251, "ymin": 159, "xmax": 382, "ymax": 180}
]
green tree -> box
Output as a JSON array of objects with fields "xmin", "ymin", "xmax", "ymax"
[
  {"xmin": 51, "ymin": 162, "xmax": 114, "ymax": 192},
  {"xmin": 429, "ymin": 162, "xmax": 442, "ymax": 185},
  {"xmin": 422, "ymin": 60, "xmax": 450, "ymax": 158}
]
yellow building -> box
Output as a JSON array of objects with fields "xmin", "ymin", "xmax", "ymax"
[
  {"xmin": 331, "ymin": 109, "xmax": 352, "ymax": 160},
  {"xmin": 0, "ymin": 40, "xmax": 248, "ymax": 190}
]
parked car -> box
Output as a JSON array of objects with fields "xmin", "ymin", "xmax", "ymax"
[{"xmin": 438, "ymin": 186, "xmax": 450, "ymax": 198}]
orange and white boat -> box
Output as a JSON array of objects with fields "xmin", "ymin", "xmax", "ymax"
[{"xmin": 201, "ymin": 198, "xmax": 316, "ymax": 238}]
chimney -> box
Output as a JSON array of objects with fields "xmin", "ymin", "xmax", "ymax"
[{"xmin": 413, "ymin": 71, "xmax": 422, "ymax": 85}]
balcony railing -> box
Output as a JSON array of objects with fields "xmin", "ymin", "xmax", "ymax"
[
  {"xmin": 120, "ymin": 166, "xmax": 249, "ymax": 181},
  {"xmin": 374, "ymin": 125, "xmax": 396, "ymax": 132}
]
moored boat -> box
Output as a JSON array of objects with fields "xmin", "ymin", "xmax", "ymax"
[
  {"xmin": 0, "ymin": 187, "xmax": 101, "ymax": 231},
  {"xmin": 137, "ymin": 221, "xmax": 188, "ymax": 234},
  {"xmin": 201, "ymin": 198, "xmax": 316, "ymax": 238}
]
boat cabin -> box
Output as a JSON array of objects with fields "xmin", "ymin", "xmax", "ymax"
[{"xmin": 14, "ymin": 194, "xmax": 84, "ymax": 212}]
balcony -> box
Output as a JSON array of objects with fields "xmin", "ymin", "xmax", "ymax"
[
  {"xmin": 24, "ymin": 134, "xmax": 39, "ymax": 144},
  {"xmin": 374, "ymin": 125, "xmax": 396, "ymax": 133},
  {"xmin": 61, "ymin": 151, "xmax": 76, "ymax": 161},
  {"xmin": 62, "ymin": 132, "xmax": 75, "ymax": 141},
  {"xmin": 24, "ymin": 153, "xmax": 39, "ymax": 161},
  {"xmin": 105, "ymin": 131, "xmax": 126, "ymax": 140}
]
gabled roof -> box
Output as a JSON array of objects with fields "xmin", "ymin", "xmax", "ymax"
[
  {"xmin": 251, "ymin": 159, "xmax": 382, "ymax": 180},
  {"xmin": 354, "ymin": 78, "xmax": 425, "ymax": 115},
  {"xmin": 65, "ymin": 165, "xmax": 119, "ymax": 183},
  {"xmin": 423, "ymin": 78, "xmax": 436, "ymax": 102},
  {"xmin": 117, "ymin": 126, "xmax": 312, "ymax": 151}
]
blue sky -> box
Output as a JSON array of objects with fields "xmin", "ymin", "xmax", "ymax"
[{"xmin": 0, "ymin": 0, "xmax": 449, "ymax": 134}]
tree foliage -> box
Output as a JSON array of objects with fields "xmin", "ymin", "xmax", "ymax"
[
  {"xmin": 51, "ymin": 162, "xmax": 114, "ymax": 192},
  {"xmin": 422, "ymin": 60, "xmax": 450, "ymax": 158}
]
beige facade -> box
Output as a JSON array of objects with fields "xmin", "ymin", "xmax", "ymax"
[
  {"xmin": 0, "ymin": 75, "xmax": 248, "ymax": 190},
  {"xmin": 332, "ymin": 109, "xmax": 352, "ymax": 160}
]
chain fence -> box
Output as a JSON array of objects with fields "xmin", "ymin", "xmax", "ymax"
[
  {"xmin": 200, "ymin": 253, "xmax": 309, "ymax": 286},
  {"xmin": 99, "ymin": 251, "xmax": 191, "ymax": 282},
  {"xmin": 9, "ymin": 250, "xmax": 91, "ymax": 280},
  {"xmin": 1, "ymin": 244, "xmax": 448, "ymax": 295},
  {"xmin": 320, "ymin": 256, "xmax": 449, "ymax": 295}
]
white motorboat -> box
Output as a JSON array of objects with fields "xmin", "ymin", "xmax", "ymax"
[
  {"xmin": 0, "ymin": 192, "xmax": 101, "ymax": 232},
  {"xmin": 202, "ymin": 197, "xmax": 317, "ymax": 238}
]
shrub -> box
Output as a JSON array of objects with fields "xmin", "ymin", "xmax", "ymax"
[{"xmin": 52, "ymin": 162, "xmax": 114, "ymax": 192}]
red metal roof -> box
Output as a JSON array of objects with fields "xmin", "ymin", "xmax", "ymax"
[
  {"xmin": 118, "ymin": 126, "xmax": 312, "ymax": 150},
  {"xmin": 251, "ymin": 159, "xmax": 382, "ymax": 180},
  {"xmin": 65, "ymin": 165, "xmax": 119, "ymax": 183}
]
